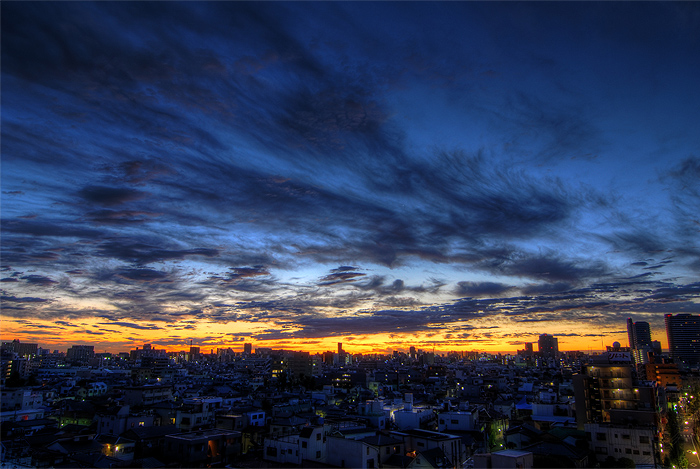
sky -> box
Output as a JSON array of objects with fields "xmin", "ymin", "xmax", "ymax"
[{"xmin": 2, "ymin": 2, "xmax": 699, "ymax": 355}]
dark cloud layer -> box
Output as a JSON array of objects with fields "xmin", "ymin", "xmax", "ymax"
[{"xmin": 2, "ymin": 2, "xmax": 699, "ymax": 348}]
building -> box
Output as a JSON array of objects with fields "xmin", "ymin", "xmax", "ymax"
[
  {"xmin": 287, "ymin": 351, "xmax": 313, "ymax": 379},
  {"xmin": 122, "ymin": 385, "xmax": 173, "ymax": 406},
  {"xmin": 585, "ymin": 423, "xmax": 658, "ymax": 466},
  {"xmin": 164, "ymin": 429, "xmax": 240, "ymax": 467},
  {"xmin": 474, "ymin": 450, "xmax": 533, "ymax": 469},
  {"xmin": 573, "ymin": 361, "xmax": 661, "ymax": 430},
  {"xmin": 643, "ymin": 362, "xmax": 681, "ymax": 388},
  {"xmin": 244, "ymin": 343, "xmax": 252, "ymax": 355},
  {"xmin": 538, "ymin": 334, "xmax": 558, "ymax": 359},
  {"xmin": 263, "ymin": 425, "xmax": 329, "ymax": 466},
  {"xmin": 390, "ymin": 429, "xmax": 464, "ymax": 469},
  {"xmin": 325, "ymin": 434, "xmax": 381, "ymax": 469},
  {"xmin": 95, "ymin": 405, "xmax": 154, "ymax": 437},
  {"xmin": 1, "ymin": 388, "xmax": 44, "ymax": 422},
  {"xmin": 627, "ymin": 318, "xmax": 658, "ymax": 367},
  {"xmin": 66, "ymin": 345, "xmax": 95, "ymax": 362},
  {"xmin": 665, "ymin": 314, "xmax": 700, "ymax": 369},
  {"xmin": 1, "ymin": 340, "xmax": 38, "ymax": 358},
  {"xmin": 627, "ymin": 318, "xmax": 652, "ymax": 349},
  {"xmin": 437, "ymin": 410, "xmax": 480, "ymax": 432}
]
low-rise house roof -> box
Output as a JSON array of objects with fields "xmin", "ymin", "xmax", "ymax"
[
  {"xmin": 411, "ymin": 447, "xmax": 452, "ymax": 469},
  {"xmin": 122, "ymin": 424, "xmax": 179, "ymax": 440}
]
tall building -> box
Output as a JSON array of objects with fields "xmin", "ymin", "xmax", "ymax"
[
  {"xmin": 627, "ymin": 318, "xmax": 652, "ymax": 349},
  {"xmin": 627, "ymin": 318, "xmax": 656, "ymax": 366},
  {"xmin": 538, "ymin": 334, "xmax": 558, "ymax": 359},
  {"xmin": 626, "ymin": 318, "xmax": 635, "ymax": 349},
  {"xmin": 665, "ymin": 314, "xmax": 700, "ymax": 368},
  {"xmin": 634, "ymin": 322, "xmax": 652, "ymax": 348},
  {"xmin": 244, "ymin": 343, "xmax": 252, "ymax": 355}
]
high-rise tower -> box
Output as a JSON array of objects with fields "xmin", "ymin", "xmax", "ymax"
[
  {"xmin": 627, "ymin": 318, "xmax": 652, "ymax": 349},
  {"xmin": 538, "ymin": 334, "xmax": 558, "ymax": 359},
  {"xmin": 665, "ymin": 314, "xmax": 700, "ymax": 368}
]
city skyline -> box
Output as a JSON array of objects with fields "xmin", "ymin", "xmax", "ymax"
[{"xmin": 2, "ymin": 2, "xmax": 700, "ymax": 354}]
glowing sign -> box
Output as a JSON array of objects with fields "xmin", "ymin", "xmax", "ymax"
[{"xmin": 607, "ymin": 352, "xmax": 631, "ymax": 362}]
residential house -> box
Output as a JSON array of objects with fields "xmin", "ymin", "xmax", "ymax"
[
  {"xmin": 474, "ymin": 449, "xmax": 533, "ymax": 469},
  {"xmin": 122, "ymin": 424, "xmax": 178, "ymax": 460},
  {"xmin": 97, "ymin": 434, "xmax": 136, "ymax": 461},
  {"xmin": 163, "ymin": 429, "xmax": 241, "ymax": 467},
  {"xmin": 122, "ymin": 385, "xmax": 173, "ymax": 406},
  {"xmin": 409, "ymin": 447, "xmax": 453, "ymax": 469},
  {"xmin": 95, "ymin": 404, "xmax": 155, "ymax": 436},
  {"xmin": 392, "ymin": 429, "xmax": 464, "ymax": 469},
  {"xmin": 326, "ymin": 434, "xmax": 381, "ymax": 469}
]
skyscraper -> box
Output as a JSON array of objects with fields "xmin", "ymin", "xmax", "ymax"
[
  {"xmin": 627, "ymin": 318, "xmax": 635, "ymax": 349},
  {"xmin": 627, "ymin": 318, "xmax": 656, "ymax": 366},
  {"xmin": 665, "ymin": 314, "xmax": 700, "ymax": 368},
  {"xmin": 634, "ymin": 322, "xmax": 652, "ymax": 348},
  {"xmin": 538, "ymin": 334, "xmax": 558, "ymax": 359},
  {"xmin": 627, "ymin": 318, "xmax": 652, "ymax": 349}
]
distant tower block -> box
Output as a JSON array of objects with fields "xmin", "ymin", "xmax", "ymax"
[{"xmin": 538, "ymin": 334, "xmax": 558, "ymax": 359}]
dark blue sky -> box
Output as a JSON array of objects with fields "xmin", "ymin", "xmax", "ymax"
[{"xmin": 2, "ymin": 2, "xmax": 699, "ymax": 352}]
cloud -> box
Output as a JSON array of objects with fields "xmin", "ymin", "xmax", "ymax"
[
  {"xmin": 78, "ymin": 185, "xmax": 147, "ymax": 206},
  {"xmin": 479, "ymin": 253, "xmax": 609, "ymax": 284},
  {"xmin": 115, "ymin": 269, "xmax": 172, "ymax": 283},
  {"xmin": 55, "ymin": 320, "xmax": 79, "ymax": 327},
  {"xmin": 1, "ymin": 295, "xmax": 51, "ymax": 303},
  {"xmin": 1, "ymin": 2, "xmax": 698, "ymax": 348},
  {"xmin": 520, "ymin": 282, "xmax": 573, "ymax": 295},
  {"xmin": 20, "ymin": 275, "xmax": 58, "ymax": 286},
  {"xmin": 319, "ymin": 267, "xmax": 366, "ymax": 286},
  {"xmin": 217, "ymin": 266, "xmax": 270, "ymax": 282},
  {"xmin": 2, "ymin": 219, "xmax": 104, "ymax": 239},
  {"xmin": 99, "ymin": 322, "xmax": 162, "ymax": 330},
  {"xmin": 86, "ymin": 209, "xmax": 161, "ymax": 225},
  {"xmin": 96, "ymin": 240, "xmax": 219, "ymax": 264},
  {"xmin": 455, "ymin": 281, "xmax": 513, "ymax": 298}
]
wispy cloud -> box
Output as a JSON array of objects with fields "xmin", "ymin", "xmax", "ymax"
[{"xmin": 2, "ymin": 1, "xmax": 698, "ymax": 350}]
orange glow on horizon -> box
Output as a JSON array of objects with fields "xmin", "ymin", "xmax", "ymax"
[{"xmin": 2, "ymin": 315, "xmax": 668, "ymax": 355}]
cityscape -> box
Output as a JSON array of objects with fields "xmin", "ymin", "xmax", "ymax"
[
  {"xmin": 2, "ymin": 315, "xmax": 699, "ymax": 468},
  {"xmin": 3, "ymin": 1, "xmax": 700, "ymax": 468}
]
